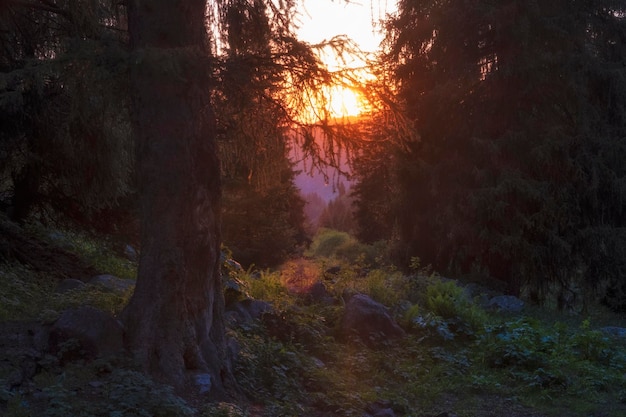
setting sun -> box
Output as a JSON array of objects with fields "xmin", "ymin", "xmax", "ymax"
[
  {"xmin": 328, "ymin": 85, "xmax": 365, "ymax": 118},
  {"xmin": 293, "ymin": 0, "xmax": 394, "ymax": 122}
]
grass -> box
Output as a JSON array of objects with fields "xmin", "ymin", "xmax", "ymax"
[
  {"xmin": 0, "ymin": 262, "xmax": 132, "ymax": 322},
  {"xmin": 27, "ymin": 223, "xmax": 137, "ymax": 280},
  {"xmin": 1, "ymin": 225, "xmax": 626, "ymax": 416}
]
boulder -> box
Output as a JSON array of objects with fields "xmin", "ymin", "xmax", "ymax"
[
  {"xmin": 225, "ymin": 298, "xmax": 272, "ymax": 325},
  {"xmin": 366, "ymin": 400, "xmax": 396, "ymax": 417},
  {"xmin": 225, "ymin": 258, "xmax": 244, "ymax": 273},
  {"xmin": 601, "ymin": 326, "xmax": 626, "ymax": 338},
  {"xmin": 55, "ymin": 278, "xmax": 86, "ymax": 293},
  {"xmin": 191, "ymin": 372, "xmax": 212, "ymax": 394},
  {"xmin": 223, "ymin": 275, "xmax": 247, "ymax": 307},
  {"xmin": 339, "ymin": 294, "xmax": 405, "ymax": 347},
  {"xmin": 88, "ymin": 274, "xmax": 135, "ymax": 293},
  {"xmin": 303, "ymin": 281, "xmax": 335, "ymax": 305},
  {"xmin": 124, "ymin": 244, "xmax": 138, "ymax": 262},
  {"xmin": 487, "ymin": 295, "xmax": 524, "ymax": 313},
  {"xmin": 49, "ymin": 306, "xmax": 124, "ymax": 360},
  {"xmin": 0, "ymin": 321, "xmax": 49, "ymax": 388},
  {"xmin": 324, "ymin": 265, "xmax": 341, "ymax": 275}
]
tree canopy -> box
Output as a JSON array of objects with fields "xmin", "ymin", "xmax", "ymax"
[{"xmin": 355, "ymin": 0, "xmax": 626, "ymax": 307}]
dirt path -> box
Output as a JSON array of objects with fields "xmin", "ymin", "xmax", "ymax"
[{"xmin": 279, "ymin": 257, "xmax": 323, "ymax": 294}]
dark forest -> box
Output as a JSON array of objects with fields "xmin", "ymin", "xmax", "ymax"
[{"xmin": 1, "ymin": 1, "xmax": 626, "ymax": 416}]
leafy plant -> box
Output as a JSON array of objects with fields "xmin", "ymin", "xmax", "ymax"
[
  {"xmin": 33, "ymin": 359, "xmax": 194, "ymax": 417},
  {"xmin": 232, "ymin": 327, "xmax": 310, "ymax": 416},
  {"xmin": 423, "ymin": 279, "xmax": 488, "ymax": 330},
  {"xmin": 306, "ymin": 228, "xmax": 352, "ymax": 259},
  {"xmin": 240, "ymin": 269, "xmax": 290, "ymax": 308}
]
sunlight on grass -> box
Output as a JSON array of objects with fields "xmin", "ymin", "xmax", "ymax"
[{"xmin": 2, "ymin": 226, "xmax": 626, "ymax": 417}]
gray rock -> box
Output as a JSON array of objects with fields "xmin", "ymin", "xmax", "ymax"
[
  {"xmin": 88, "ymin": 274, "xmax": 135, "ymax": 293},
  {"xmin": 223, "ymin": 276, "xmax": 247, "ymax": 307},
  {"xmin": 372, "ymin": 409, "xmax": 396, "ymax": 417},
  {"xmin": 0, "ymin": 321, "xmax": 48, "ymax": 387},
  {"xmin": 49, "ymin": 306, "xmax": 124, "ymax": 360},
  {"xmin": 366, "ymin": 400, "xmax": 396, "ymax": 417},
  {"xmin": 124, "ymin": 244, "xmax": 138, "ymax": 262},
  {"xmin": 340, "ymin": 294, "xmax": 405, "ymax": 347},
  {"xmin": 304, "ymin": 281, "xmax": 335, "ymax": 305},
  {"xmin": 601, "ymin": 326, "xmax": 626, "ymax": 338},
  {"xmin": 192, "ymin": 373, "xmax": 212, "ymax": 394},
  {"xmin": 487, "ymin": 295, "xmax": 524, "ymax": 313},
  {"xmin": 325, "ymin": 265, "xmax": 341, "ymax": 276},
  {"xmin": 224, "ymin": 258, "xmax": 243, "ymax": 273},
  {"xmin": 226, "ymin": 298, "xmax": 272, "ymax": 325},
  {"xmin": 55, "ymin": 278, "xmax": 86, "ymax": 293}
]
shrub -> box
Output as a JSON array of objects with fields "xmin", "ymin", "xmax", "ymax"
[
  {"xmin": 423, "ymin": 279, "xmax": 488, "ymax": 331},
  {"xmin": 307, "ymin": 229, "xmax": 351, "ymax": 259},
  {"xmin": 365, "ymin": 269, "xmax": 413, "ymax": 308},
  {"xmin": 241, "ymin": 270, "xmax": 289, "ymax": 307},
  {"xmin": 307, "ymin": 229, "xmax": 388, "ymax": 266}
]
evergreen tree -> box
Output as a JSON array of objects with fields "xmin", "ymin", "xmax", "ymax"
[
  {"xmin": 215, "ymin": 0, "xmax": 308, "ymax": 267},
  {"xmin": 0, "ymin": 0, "xmax": 133, "ymax": 228},
  {"xmin": 384, "ymin": 0, "xmax": 626, "ymax": 301},
  {"xmin": 318, "ymin": 181, "xmax": 356, "ymax": 233}
]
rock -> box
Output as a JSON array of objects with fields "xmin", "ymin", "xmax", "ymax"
[
  {"xmin": 372, "ymin": 409, "xmax": 396, "ymax": 417},
  {"xmin": 192, "ymin": 372, "xmax": 212, "ymax": 394},
  {"xmin": 225, "ymin": 258, "xmax": 243, "ymax": 272},
  {"xmin": 226, "ymin": 298, "xmax": 272, "ymax": 325},
  {"xmin": 487, "ymin": 295, "xmax": 524, "ymax": 313},
  {"xmin": 304, "ymin": 281, "xmax": 335, "ymax": 305},
  {"xmin": 340, "ymin": 294, "xmax": 405, "ymax": 347},
  {"xmin": 88, "ymin": 274, "xmax": 135, "ymax": 293},
  {"xmin": 325, "ymin": 265, "xmax": 341, "ymax": 276},
  {"xmin": 366, "ymin": 400, "xmax": 396, "ymax": 417},
  {"xmin": 55, "ymin": 278, "xmax": 86, "ymax": 293},
  {"xmin": 49, "ymin": 306, "xmax": 124, "ymax": 360},
  {"xmin": 601, "ymin": 326, "xmax": 626, "ymax": 338},
  {"xmin": 124, "ymin": 244, "xmax": 138, "ymax": 262},
  {"xmin": 311, "ymin": 357, "xmax": 325, "ymax": 368},
  {"xmin": 0, "ymin": 321, "xmax": 48, "ymax": 388},
  {"xmin": 223, "ymin": 276, "xmax": 247, "ymax": 307}
]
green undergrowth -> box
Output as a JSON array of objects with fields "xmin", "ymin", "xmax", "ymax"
[
  {"xmin": 225, "ymin": 229, "xmax": 626, "ymax": 416},
  {"xmin": 2, "ymin": 226, "xmax": 626, "ymax": 416},
  {"xmin": 0, "ymin": 263, "xmax": 132, "ymax": 322},
  {"xmin": 3, "ymin": 356, "xmax": 195, "ymax": 417},
  {"xmin": 26, "ymin": 223, "xmax": 137, "ymax": 280}
]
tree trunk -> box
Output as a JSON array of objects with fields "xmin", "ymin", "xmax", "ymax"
[{"xmin": 122, "ymin": 0, "xmax": 234, "ymax": 395}]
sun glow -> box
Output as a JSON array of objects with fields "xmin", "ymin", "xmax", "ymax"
[
  {"xmin": 328, "ymin": 85, "xmax": 365, "ymax": 118},
  {"xmin": 294, "ymin": 0, "xmax": 395, "ymax": 122}
]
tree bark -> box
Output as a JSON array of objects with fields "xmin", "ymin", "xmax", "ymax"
[{"xmin": 122, "ymin": 0, "xmax": 234, "ymax": 395}]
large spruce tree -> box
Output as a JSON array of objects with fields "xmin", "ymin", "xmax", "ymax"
[
  {"xmin": 121, "ymin": 0, "xmax": 238, "ymax": 391},
  {"xmin": 382, "ymin": 0, "xmax": 626, "ymax": 302}
]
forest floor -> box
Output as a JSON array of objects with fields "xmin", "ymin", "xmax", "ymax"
[{"xmin": 1, "ymin": 219, "xmax": 626, "ymax": 417}]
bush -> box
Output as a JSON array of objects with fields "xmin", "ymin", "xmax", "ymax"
[
  {"xmin": 307, "ymin": 229, "xmax": 351, "ymax": 259},
  {"xmin": 365, "ymin": 269, "xmax": 413, "ymax": 308},
  {"xmin": 423, "ymin": 279, "xmax": 488, "ymax": 331},
  {"xmin": 307, "ymin": 229, "xmax": 389, "ymax": 266},
  {"xmin": 240, "ymin": 270, "xmax": 289, "ymax": 307}
]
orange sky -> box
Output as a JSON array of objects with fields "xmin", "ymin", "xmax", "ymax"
[
  {"xmin": 295, "ymin": 1, "xmax": 396, "ymax": 117},
  {"xmin": 296, "ymin": 0, "xmax": 394, "ymax": 55}
]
